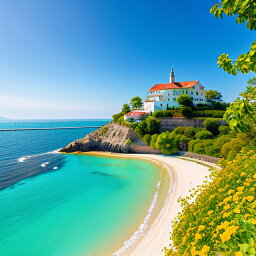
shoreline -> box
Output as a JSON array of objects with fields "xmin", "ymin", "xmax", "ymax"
[{"xmin": 81, "ymin": 152, "xmax": 211, "ymax": 256}]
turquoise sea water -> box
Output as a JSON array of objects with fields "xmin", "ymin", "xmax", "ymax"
[{"xmin": 0, "ymin": 120, "xmax": 161, "ymax": 256}]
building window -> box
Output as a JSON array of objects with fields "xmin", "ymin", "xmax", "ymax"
[
  {"xmin": 182, "ymin": 90, "xmax": 184, "ymax": 94},
  {"xmin": 191, "ymin": 92, "xmax": 193, "ymax": 95},
  {"xmin": 186, "ymin": 89, "xmax": 188, "ymax": 94},
  {"xmin": 173, "ymin": 98, "xmax": 176, "ymax": 101},
  {"xmin": 191, "ymin": 97, "xmax": 194, "ymax": 100},
  {"xmin": 168, "ymin": 98, "xmax": 170, "ymax": 101},
  {"xmin": 160, "ymin": 104, "xmax": 162, "ymax": 106},
  {"xmin": 196, "ymin": 92, "xmax": 198, "ymax": 95}
]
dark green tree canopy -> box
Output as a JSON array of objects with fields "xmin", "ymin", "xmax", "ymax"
[
  {"xmin": 205, "ymin": 90, "xmax": 223, "ymax": 101},
  {"xmin": 210, "ymin": 0, "xmax": 256, "ymax": 75},
  {"xmin": 121, "ymin": 104, "xmax": 131, "ymax": 114},
  {"xmin": 176, "ymin": 94, "xmax": 193, "ymax": 107},
  {"xmin": 130, "ymin": 96, "xmax": 143, "ymax": 109}
]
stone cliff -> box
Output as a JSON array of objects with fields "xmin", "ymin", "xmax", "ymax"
[{"xmin": 60, "ymin": 122, "xmax": 160, "ymax": 154}]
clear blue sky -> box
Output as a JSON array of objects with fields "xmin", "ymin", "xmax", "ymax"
[{"xmin": 0, "ymin": 0, "xmax": 254, "ymax": 119}]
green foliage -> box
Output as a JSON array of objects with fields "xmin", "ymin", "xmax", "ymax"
[
  {"xmin": 155, "ymin": 132, "xmax": 179, "ymax": 155},
  {"xmin": 193, "ymin": 110, "xmax": 225, "ymax": 118},
  {"xmin": 193, "ymin": 139, "xmax": 215, "ymax": 155},
  {"xmin": 99, "ymin": 126, "xmax": 108, "ymax": 136},
  {"xmin": 134, "ymin": 121, "xmax": 147, "ymax": 138},
  {"xmin": 125, "ymin": 138, "xmax": 132, "ymax": 145},
  {"xmin": 152, "ymin": 110, "xmax": 173, "ymax": 118},
  {"xmin": 205, "ymin": 90, "xmax": 223, "ymax": 102},
  {"xmin": 224, "ymin": 82, "xmax": 256, "ymax": 132},
  {"xmin": 221, "ymin": 133, "xmax": 252, "ymax": 160},
  {"xmin": 218, "ymin": 125, "xmax": 230, "ymax": 135},
  {"xmin": 145, "ymin": 116, "xmax": 160, "ymax": 134},
  {"xmin": 121, "ymin": 104, "xmax": 131, "ymax": 114},
  {"xmin": 210, "ymin": 1, "xmax": 256, "ymax": 74},
  {"xmin": 130, "ymin": 96, "xmax": 143, "ymax": 109},
  {"xmin": 176, "ymin": 94, "xmax": 193, "ymax": 107},
  {"xmin": 143, "ymin": 134, "xmax": 151, "ymax": 145},
  {"xmin": 203, "ymin": 118, "xmax": 221, "ymax": 136},
  {"xmin": 181, "ymin": 106, "xmax": 193, "ymax": 119},
  {"xmin": 112, "ymin": 112, "xmax": 123, "ymax": 122},
  {"xmin": 195, "ymin": 130, "xmax": 213, "ymax": 140},
  {"xmin": 150, "ymin": 134, "xmax": 159, "ymax": 149}
]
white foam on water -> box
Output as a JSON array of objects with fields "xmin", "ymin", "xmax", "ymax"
[
  {"xmin": 112, "ymin": 176, "xmax": 162, "ymax": 256},
  {"xmin": 40, "ymin": 162, "xmax": 50, "ymax": 168},
  {"xmin": 53, "ymin": 167, "xmax": 58, "ymax": 170},
  {"xmin": 17, "ymin": 149, "xmax": 61, "ymax": 163}
]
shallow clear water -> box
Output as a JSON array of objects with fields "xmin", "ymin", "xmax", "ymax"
[{"xmin": 0, "ymin": 120, "xmax": 161, "ymax": 256}]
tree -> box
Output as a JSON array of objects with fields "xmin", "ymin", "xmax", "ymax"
[
  {"xmin": 181, "ymin": 106, "xmax": 193, "ymax": 119},
  {"xmin": 121, "ymin": 104, "xmax": 131, "ymax": 114},
  {"xmin": 210, "ymin": 0, "xmax": 256, "ymax": 75},
  {"xmin": 155, "ymin": 132, "xmax": 179, "ymax": 155},
  {"xmin": 205, "ymin": 90, "xmax": 223, "ymax": 102},
  {"xmin": 130, "ymin": 96, "xmax": 143, "ymax": 109},
  {"xmin": 145, "ymin": 116, "xmax": 160, "ymax": 134},
  {"xmin": 176, "ymin": 94, "xmax": 193, "ymax": 107},
  {"xmin": 224, "ymin": 78, "xmax": 256, "ymax": 132},
  {"xmin": 203, "ymin": 118, "xmax": 221, "ymax": 136}
]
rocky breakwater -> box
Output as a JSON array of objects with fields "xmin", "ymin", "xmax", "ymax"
[{"xmin": 60, "ymin": 122, "xmax": 160, "ymax": 154}]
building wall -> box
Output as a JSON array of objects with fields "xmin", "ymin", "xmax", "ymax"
[{"xmin": 145, "ymin": 82, "xmax": 207, "ymax": 112}]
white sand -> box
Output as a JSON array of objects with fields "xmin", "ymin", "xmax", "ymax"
[{"xmin": 124, "ymin": 154, "xmax": 211, "ymax": 256}]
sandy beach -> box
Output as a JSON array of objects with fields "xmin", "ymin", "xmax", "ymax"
[{"xmin": 85, "ymin": 152, "xmax": 213, "ymax": 256}]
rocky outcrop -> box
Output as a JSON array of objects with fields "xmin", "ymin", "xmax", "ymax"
[{"xmin": 60, "ymin": 122, "xmax": 160, "ymax": 154}]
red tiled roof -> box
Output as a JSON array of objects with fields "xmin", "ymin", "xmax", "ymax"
[
  {"xmin": 149, "ymin": 81, "xmax": 201, "ymax": 92},
  {"xmin": 125, "ymin": 111, "xmax": 148, "ymax": 117}
]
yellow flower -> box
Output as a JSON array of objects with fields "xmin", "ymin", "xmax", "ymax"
[
  {"xmin": 240, "ymin": 172, "xmax": 246, "ymax": 176},
  {"xmin": 237, "ymin": 186, "xmax": 244, "ymax": 191},
  {"xmin": 249, "ymin": 218, "xmax": 256, "ymax": 224},
  {"xmin": 228, "ymin": 189, "xmax": 234, "ymax": 195},
  {"xmin": 223, "ymin": 204, "xmax": 230, "ymax": 210},
  {"xmin": 195, "ymin": 233, "xmax": 202, "ymax": 242},
  {"xmin": 207, "ymin": 210, "xmax": 213, "ymax": 215},
  {"xmin": 198, "ymin": 225, "xmax": 205, "ymax": 232},
  {"xmin": 235, "ymin": 252, "xmax": 243, "ymax": 256},
  {"xmin": 244, "ymin": 214, "xmax": 250, "ymax": 219},
  {"xmin": 220, "ymin": 225, "xmax": 239, "ymax": 243},
  {"xmin": 223, "ymin": 212, "xmax": 232, "ymax": 218},
  {"xmin": 234, "ymin": 208, "xmax": 240, "ymax": 214},
  {"xmin": 216, "ymin": 221, "xmax": 229, "ymax": 232},
  {"xmin": 246, "ymin": 196, "xmax": 254, "ymax": 202},
  {"xmin": 201, "ymin": 245, "xmax": 210, "ymax": 253},
  {"xmin": 253, "ymin": 173, "xmax": 256, "ymax": 179}
]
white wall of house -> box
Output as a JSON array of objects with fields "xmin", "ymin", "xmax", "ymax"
[{"xmin": 144, "ymin": 82, "xmax": 207, "ymax": 112}]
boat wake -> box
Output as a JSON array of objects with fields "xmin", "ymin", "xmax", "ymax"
[{"xmin": 17, "ymin": 149, "xmax": 61, "ymax": 163}]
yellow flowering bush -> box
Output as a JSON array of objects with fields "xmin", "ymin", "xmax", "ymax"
[{"xmin": 165, "ymin": 146, "xmax": 256, "ymax": 256}]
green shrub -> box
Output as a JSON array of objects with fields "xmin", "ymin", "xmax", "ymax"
[
  {"xmin": 178, "ymin": 135, "xmax": 190, "ymax": 151},
  {"xmin": 134, "ymin": 121, "xmax": 147, "ymax": 138},
  {"xmin": 221, "ymin": 133, "xmax": 251, "ymax": 160},
  {"xmin": 143, "ymin": 134, "xmax": 151, "ymax": 145},
  {"xmin": 172, "ymin": 126, "xmax": 186, "ymax": 135},
  {"xmin": 177, "ymin": 94, "xmax": 193, "ymax": 107},
  {"xmin": 194, "ymin": 110, "xmax": 225, "ymax": 118},
  {"xmin": 188, "ymin": 139, "xmax": 200, "ymax": 152},
  {"xmin": 218, "ymin": 125, "xmax": 230, "ymax": 135},
  {"xmin": 112, "ymin": 112, "xmax": 123, "ymax": 122},
  {"xmin": 145, "ymin": 116, "xmax": 160, "ymax": 134},
  {"xmin": 203, "ymin": 118, "xmax": 221, "ymax": 135},
  {"xmin": 195, "ymin": 130, "xmax": 213, "ymax": 140},
  {"xmin": 152, "ymin": 110, "xmax": 173, "ymax": 118},
  {"xmin": 150, "ymin": 134, "xmax": 159, "ymax": 149},
  {"xmin": 184, "ymin": 127, "xmax": 199, "ymax": 138},
  {"xmin": 193, "ymin": 139, "xmax": 214, "ymax": 155},
  {"xmin": 155, "ymin": 132, "xmax": 179, "ymax": 154},
  {"xmin": 125, "ymin": 138, "xmax": 132, "ymax": 145},
  {"xmin": 181, "ymin": 107, "xmax": 193, "ymax": 119},
  {"xmin": 205, "ymin": 134, "xmax": 232, "ymax": 157}
]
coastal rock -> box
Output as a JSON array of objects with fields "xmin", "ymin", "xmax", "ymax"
[{"xmin": 60, "ymin": 122, "xmax": 160, "ymax": 154}]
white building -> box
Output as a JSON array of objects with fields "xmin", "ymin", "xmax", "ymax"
[{"xmin": 144, "ymin": 69, "xmax": 207, "ymax": 113}]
